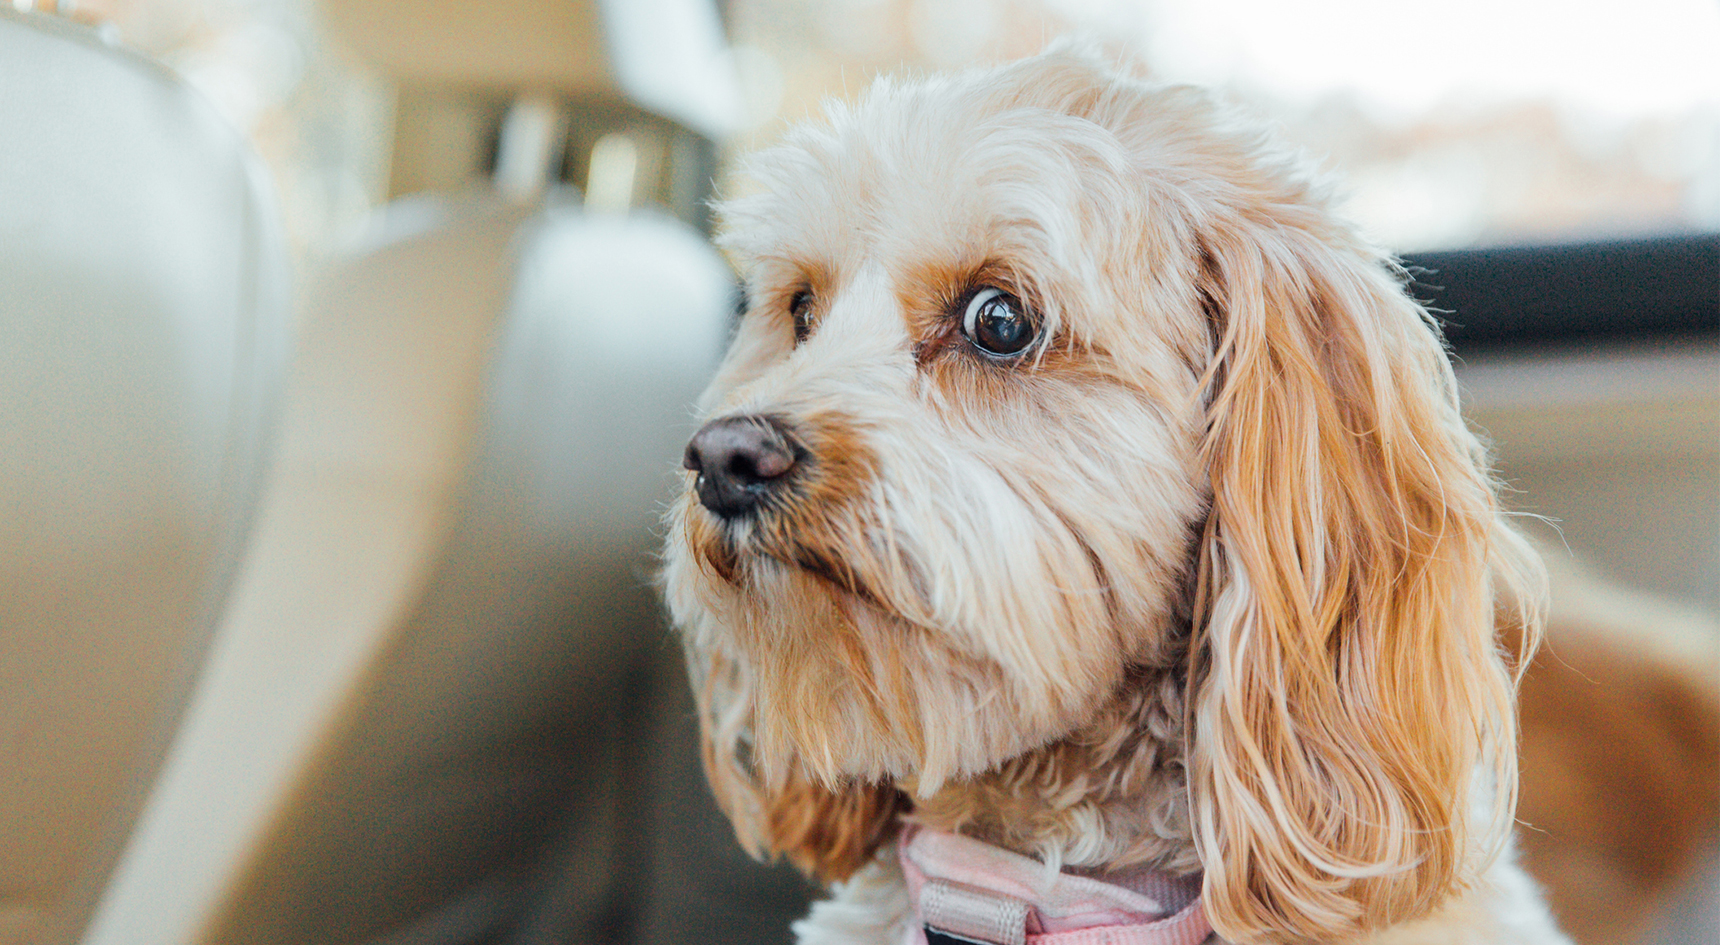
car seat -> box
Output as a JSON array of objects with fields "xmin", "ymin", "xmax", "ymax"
[{"xmin": 0, "ymin": 9, "xmax": 291, "ymax": 944}]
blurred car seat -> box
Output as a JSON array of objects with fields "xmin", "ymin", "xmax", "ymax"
[
  {"xmin": 80, "ymin": 188, "xmax": 731, "ymax": 945},
  {"xmin": 0, "ymin": 9, "xmax": 290, "ymax": 945}
]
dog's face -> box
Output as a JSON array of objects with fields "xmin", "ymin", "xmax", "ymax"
[
  {"xmin": 664, "ymin": 50, "xmax": 1541, "ymax": 945},
  {"xmin": 671, "ymin": 64, "xmax": 1214, "ymax": 791}
]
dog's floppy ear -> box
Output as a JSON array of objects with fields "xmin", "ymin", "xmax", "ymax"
[
  {"xmin": 1187, "ymin": 217, "xmax": 1543, "ymax": 943},
  {"xmin": 692, "ymin": 648, "xmax": 907, "ymax": 883}
]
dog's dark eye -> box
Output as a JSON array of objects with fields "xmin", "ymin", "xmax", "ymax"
[
  {"xmin": 961, "ymin": 288, "xmax": 1035, "ymax": 357},
  {"xmin": 789, "ymin": 289, "xmax": 815, "ymax": 343}
]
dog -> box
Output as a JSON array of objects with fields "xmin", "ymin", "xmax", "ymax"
[{"xmin": 663, "ymin": 47, "xmax": 1571, "ymax": 944}]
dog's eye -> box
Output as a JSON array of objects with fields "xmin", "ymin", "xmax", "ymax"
[
  {"xmin": 961, "ymin": 288, "xmax": 1035, "ymax": 357},
  {"xmin": 789, "ymin": 289, "xmax": 815, "ymax": 343}
]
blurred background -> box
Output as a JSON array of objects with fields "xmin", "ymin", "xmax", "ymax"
[
  {"xmin": 36, "ymin": 0, "xmax": 1720, "ymax": 258},
  {"xmin": 1, "ymin": 1, "xmax": 1714, "ymax": 945}
]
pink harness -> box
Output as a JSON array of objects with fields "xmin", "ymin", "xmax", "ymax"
[{"xmin": 898, "ymin": 827, "xmax": 1214, "ymax": 945}]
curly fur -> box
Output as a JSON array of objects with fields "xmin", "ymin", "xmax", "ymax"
[{"xmin": 662, "ymin": 46, "xmax": 1565, "ymax": 945}]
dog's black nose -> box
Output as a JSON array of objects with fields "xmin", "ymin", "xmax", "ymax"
[{"xmin": 684, "ymin": 415, "xmax": 797, "ymax": 518}]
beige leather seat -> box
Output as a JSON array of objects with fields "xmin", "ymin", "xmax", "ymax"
[
  {"xmin": 4, "ymin": 4, "xmax": 739, "ymax": 943},
  {"xmin": 82, "ymin": 191, "xmax": 731, "ymax": 944},
  {"xmin": 0, "ymin": 9, "xmax": 291, "ymax": 945}
]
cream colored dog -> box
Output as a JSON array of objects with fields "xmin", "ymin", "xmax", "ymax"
[{"xmin": 663, "ymin": 48, "xmax": 1570, "ymax": 945}]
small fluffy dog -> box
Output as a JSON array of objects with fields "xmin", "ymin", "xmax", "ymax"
[{"xmin": 664, "ymin": 48, "xmax": 1570, "ymax": 945}]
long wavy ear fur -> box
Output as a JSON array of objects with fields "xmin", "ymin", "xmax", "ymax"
[
  {"xmin": 692, "ymin": 648, "xmax": 908, "ymax": 883},
  {"xmin": 1188, "ymin": 214, "xmax": 1545, "ymax": 943}
]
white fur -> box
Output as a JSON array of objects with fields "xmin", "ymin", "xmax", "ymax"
[{"xmin": 664, "ymin": 46, "xmax": 1570, "ymax": 945}]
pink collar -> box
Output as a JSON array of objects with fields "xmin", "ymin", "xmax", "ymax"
[{"xmin": 898, "ymin": 827, "xmax": 1213, "ymax": 945}]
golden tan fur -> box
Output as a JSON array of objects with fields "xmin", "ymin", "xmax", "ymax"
[
  {"xmin": 1513, "ymin": 561, "xmax": 1720, "ymax": 944},
  {"xmin": 663, "ymin": 47, "xmax": 1564, "ymax": 945},
  {"xmin": 1186, "ymin": 204, "xmax": 1544, "ymax": 940}
]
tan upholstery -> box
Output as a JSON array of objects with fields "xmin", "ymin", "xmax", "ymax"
[
  {"xmin": 323, "ymin": 0, "xmax": 739, "ymax": 139},
  {"xmin": 0, "ymin": 9, "xmax": 289, "ymax": 945},
  {"xmin": 83, "ymin": 193, "xmax": 731, "ymax": 945}
]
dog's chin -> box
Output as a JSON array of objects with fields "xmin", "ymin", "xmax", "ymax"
[{"xmin": 671, "ymin": 496, "xmax": 1119, "ymax": 795}]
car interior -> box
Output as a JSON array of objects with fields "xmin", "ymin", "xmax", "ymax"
[{"xmin": 2, "ymin": 2, "xmax": 1715, "ymax": 945}]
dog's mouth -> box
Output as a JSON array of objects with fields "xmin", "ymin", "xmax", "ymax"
[
  {"xmin": 680, "ymin": 410, "xmax": 918, "ymax": 611},
  {"xmin": 685, "ymin": 495, "xmax": 897, "ymax": 610}
]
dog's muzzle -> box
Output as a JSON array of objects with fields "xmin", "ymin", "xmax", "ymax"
[{"xmin": 684, "ymin": 414, "xmax": 798, "ymax": 519}]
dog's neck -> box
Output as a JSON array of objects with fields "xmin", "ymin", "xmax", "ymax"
[{"xmin": 906, "ymin": 662, "xmax": 1202, "ymax": 876}]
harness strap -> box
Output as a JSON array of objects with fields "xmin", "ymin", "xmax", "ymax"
[{"xmin": 899, "ymin": 827, "xmax": 1213, "ymax": 945}]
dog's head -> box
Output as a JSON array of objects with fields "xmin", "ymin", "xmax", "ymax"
[{"xmin": 662, "ymin": 48, "xmax": 1543, "ymax": 944}]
